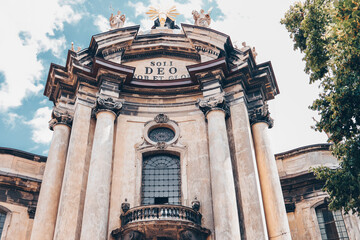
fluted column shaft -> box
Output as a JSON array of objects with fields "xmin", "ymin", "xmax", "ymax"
[
  {"xmin": 80, "ymin": 110, "xmax": 116, "ymax": 240},
  {"xmin": 30, "ymin": 112, "xmax": 72, "ymax": 240},
  {"xmin": 54, "ymin": 103, "xmax": 92, "ymax": 240},
  {"xmin": 198, "ymin": 95, "xmax": 241, "ymax": 240},
  {"xmin": 252, "ymin": 121, "xmax": 291, "ymax": 240}
]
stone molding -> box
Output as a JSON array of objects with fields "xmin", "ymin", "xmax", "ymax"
[
  {"xmin": 136, "ymin": 114, "xmax": 183, "ymax": 151},
  {"xmin": 92, "ymin": 96, "xmax": 124, "ymax": 118},
  {"xmin": 196, "ymin": 94, "xmax": 230, "ymax": 118},
  {"xmin": 249, "ymin": 104, "xmax": 274, "ymax": 128},
  {"xmin": 49, "ymin": 108, "xmax": 73, "ymax": 131}
]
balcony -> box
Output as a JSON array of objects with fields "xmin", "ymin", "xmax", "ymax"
[{"xmin": 111, "ymin": 204, "xmax": 211, "ymax": 240}]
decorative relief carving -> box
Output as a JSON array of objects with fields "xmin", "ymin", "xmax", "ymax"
[
  {"xmin": 49, "ymin": 108, "xmax": 73, "ymax": 130},
  {"xmin": 154, "ymin": 113, "xmax": 169, "ymax": 123},
  {"xmin": 196, "ymin": 94, "xmax": 230, "ymax": 118},
  {"xmin": 180, "ymin": 230, "xmax": 199, "ymax": 240},
  {"xmin": 249, "ymin": 104, "xmax": 274, "ymax": 128},
  {"xmin": 93, "ymin": 96, "xmax": 123, "ymax": 117},
  {"xmin": 109, "ymin": 11, "xmax": 126, "ymax": 29},
  {"xmin": 122, "ymin": 231, "xmax": 144, "ymax": 240},
  {"xmin": 27, "ymin": 205, "xmax": 36, "ymax": 219},
  {"xmin": 191, "ymin": 197, "xmax": 200, "ymax": 212},
  {"xmin": 135, "ymin": 114, "xmax": 184, "ymax": 151},
  {"xmin": 192, "ymin": 9, "xmax": 212, "ymax": 27},
  {"xmin": 121, "ymin": 199, "xmax": 130, "ymax": 214},
  {"xmin": 155, "ymin": 142, "xmax": 168, "ymax": 150}
]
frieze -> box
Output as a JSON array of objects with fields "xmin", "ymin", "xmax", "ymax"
[
  {"xmin": 249, "ymin": 104, "xmax": 274, "ymax": 128},
  {"xmin": 196, "ymin": 94, "xmax": 230, "ymax": 118},
  {"xmin": 49, "ymin": 108, "xmax": 73, "ymax": 130},
  {"xmin": 93, "ymin": 96, "xmax": 124, "ymax": 117},
  {"xmin": 126, "ymin": 59, "xmax": 194, "ymax": 81}
]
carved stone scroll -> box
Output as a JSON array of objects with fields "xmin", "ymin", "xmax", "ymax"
[
  {"xmin": 93, "ymin": 96, "xmax": 123, "ymax": 117},
  {"xmin": 249, "ymin": 103, "xmax": 274, "ymax": 128},
  {"xmin": 49, "ymin": 108, "xmax": 73, "ymax": 130},
  {"xmin": 196, "ymin": 94, "xmax": 230, "ymax": 118}
]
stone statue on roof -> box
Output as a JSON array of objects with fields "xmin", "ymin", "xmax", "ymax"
[
  {"xmin": 146, "ymin": 6, "xmax": 180, "ymax": 29},
  {"xmin": 109, "ymin": 11, "xmax": 126, "ymax": 29},
  {"xmin": 192, "ymin": 8, "xmax": 212, "ymax": 27}
]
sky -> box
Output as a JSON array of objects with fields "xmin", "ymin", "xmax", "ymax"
[{"xmin": 0, "ymin": 0, "xmax": 328, "ymax": 156}]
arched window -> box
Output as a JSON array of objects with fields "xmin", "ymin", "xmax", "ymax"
[
  {"xmin": 142, "ymin": 154, "xmax": 181, "ymax": 205},
  {"xmin": 0, "ymin": 210, "xmax": 6, "ymax": 238},
  {"xmin": 315, "ymin": 204, "xmax": 349, "ymax": 240}
]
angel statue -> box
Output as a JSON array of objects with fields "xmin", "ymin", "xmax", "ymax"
[
  {"xmin": 192, "ymin": 8, "xmax": 212, "ymax": 27},
  {"xmin": 109, "ymin": 11, "xmax": 126, "ymax": 29},
  {"xmin": 146, "ymin": 6, "xmax": 180, "ymax": 29}
]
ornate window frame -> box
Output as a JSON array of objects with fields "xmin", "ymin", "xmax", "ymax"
[
  {"xmin": 134, "ymin": 114, "xmax": 188, "ymax": 207},
  {"xmin": 0, "ymin": 205, "xmax": 12, "ymax": 240},
  {"xmin": 311, "ymin": 198, "xmax": 350, "ymax": 240},
  {"xmin": 143, "ymin": 114, "xmax": 180, "ymax": 148}
]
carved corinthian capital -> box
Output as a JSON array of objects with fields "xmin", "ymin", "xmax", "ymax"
[
  {"xmin": 196, "ymin": 94, "xmax": 229, "ymax": 118},
  {"xmin": 93, "ymin": 96, "xmax": 123, "ymax": 117},
  {"xmin": 49, "ymin": 108, "xmax": 73, "ymax": 131},
  {"xmin": 249, "ymin": 104, "xmax": 274, "ymax": 128}
]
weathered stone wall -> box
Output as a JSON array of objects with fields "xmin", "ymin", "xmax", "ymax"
[
  {"xmin": 0, "ymin": 149, "xmax": 45, "ymax": 240},
  {"xmin": 276, "ymin": 145, "xmax": 360, "ymax": 240}
]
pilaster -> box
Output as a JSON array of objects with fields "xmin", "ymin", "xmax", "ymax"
[
  {"xmin": 197, "ymin": 94, "xmax": 241, "ymax": 240},
  {"xmin": 54, "ymin": 97, "xmax": 95, "ymax": 240},
  {"xmin": 80, "ymin": 96, "xmax": 123, "ymax": 240}
]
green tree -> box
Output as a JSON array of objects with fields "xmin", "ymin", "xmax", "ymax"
[{"xmin": 281, "ymin": 0, "xmax": 360, "ymax": 214}]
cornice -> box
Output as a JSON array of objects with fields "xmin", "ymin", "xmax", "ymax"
[
  {"xmin": 275, "ymin": 143, "xmax": 332, "ymax": 160},
  {"xmin": 0, "ymin": 147, "xmax": 47, "ymax": 162}
]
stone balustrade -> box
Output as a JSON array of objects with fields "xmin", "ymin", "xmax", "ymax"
[{"xmin": 121, "ymin": 204, "xmax": 202, "ymax": 226}]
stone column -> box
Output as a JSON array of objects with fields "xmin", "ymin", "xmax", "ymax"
[
  {"xmin": 30, "ymin": 109, "xmax": 72, "ymax": 240},
  {"xmin": 250, "ymin": 104, "xmax": 291, "ymax": 240},
  {"xmin": 54, "ymin": 101, "xmax": 93, "ymax": 240},
  {"xmin": 228, "ymin": 98, "xmax": 268, "ymax": 239},
  {"xmin": 80, "ymin": 96, "xmax": 122, "ymax": 240},
  {"xmin": 197, "ymin": 95, "xmax": 241, "ymax": 240}
]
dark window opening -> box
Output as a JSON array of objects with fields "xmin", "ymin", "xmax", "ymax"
[
  {"xmin": 0, "ymin": 211, "xmax": 6, "ymax": 238},
  {"xmin": 316, "ymin": 204, "xmax": 349, "ymax": 240},
  {"xmin": 155, "ymin": 197, "xmax": 169, "ymax": 204},
  {"xmin": 142, "ymin": 154, "xmax": 181, "ymax": 205}
]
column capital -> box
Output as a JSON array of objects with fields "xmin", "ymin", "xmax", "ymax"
[
  {"xmin": 249, "ymin": 104, "xmax": 274, "ymax": 128},
  {"xmin": 93, "ymin": 96, "xmax": 124, "ymax": 118},
  {"xmin": 196, "ymin": 94, "xmax": 230, "ymax": 118},
  {"xmin": 49, "ymin": 108, "xmax": 73, "ymax": 131}
]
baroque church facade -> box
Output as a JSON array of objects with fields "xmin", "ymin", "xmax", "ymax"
[{"xmin": 0, "ymin": 9, "xmax": 359, "ymax": 240}]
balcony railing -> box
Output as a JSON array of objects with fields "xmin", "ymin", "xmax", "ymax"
[{"xmin": 121, "ymin": 204, "xmax": 202, "ymax": 227}]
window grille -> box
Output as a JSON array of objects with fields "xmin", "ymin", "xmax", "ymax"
[
  {"xmin": 316, "ymin": 204, "xmax": 349, "ymax": 240},
  {"xmin": 148, "ymin": 127, "xmax": 175, "ymax": 142},
  {"xmin": 142, "ymin": 154, "xmax": 180, "ymax": 205},
  {"xmin": 0, "ymin": 211, "xmax": 6, "ymax": 238}
]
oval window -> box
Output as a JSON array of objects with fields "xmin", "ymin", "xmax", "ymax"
[{"xmin": 148, "ymin": 127, "xmax": 175, "ymax": 142}]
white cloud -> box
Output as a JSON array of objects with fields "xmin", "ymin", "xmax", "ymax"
[
  {"xmin": 3, "ymin": 112, "xmax": 24, "ymax": 129},
  {"xmin": 128, "ymin": 0, "xmax": 204, "ymax": 30},
  {"xmin": 94, "ymin": 15, "xmax": 110, "ymax": 32},
  {"xmin": 210, "ymin": 0, "xmax": 328, "ymax": 152},
  {"xmin": 25, "ymin": 107, "xmax": 52, "ymax": 144},
  {"xmin": 0, "ymin": 0, "xmax": 83, "ymax": 112}
]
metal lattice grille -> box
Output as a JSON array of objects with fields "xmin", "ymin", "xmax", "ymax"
[
  {"xmin": 148, "ymin": 127, "xmax": 175, "ymax": 142},
  {"xmin": 142, "ymin": 154, "xmax": 180, "ymax": 205},
  {"xmin": 316, "ymin": 204, "xmax": 349, "ymax": 240},
  {"xmin": 0, "ymin": 212, "xmax": 6, "ymax": 238}
]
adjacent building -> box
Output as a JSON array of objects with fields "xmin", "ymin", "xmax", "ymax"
[{"xmin": 0, "ymin": 10, "xmax": 359, "ymax": 240}]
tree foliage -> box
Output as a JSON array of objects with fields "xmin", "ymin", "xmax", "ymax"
[{"xmin": 281, "ymin": 0, "xmax": 360, "ymax": 214}]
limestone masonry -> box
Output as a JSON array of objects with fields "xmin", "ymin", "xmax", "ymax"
[{"xmin": 0, "ymin": 8, "xmax": 359, "ymax": 240}]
